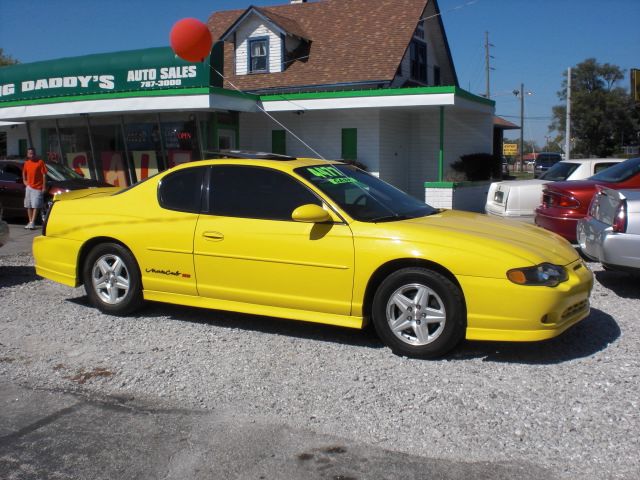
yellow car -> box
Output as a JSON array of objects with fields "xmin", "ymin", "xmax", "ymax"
[{"xmin": 34, "ymin": 153, "xmax": 593, "ymax": 358}]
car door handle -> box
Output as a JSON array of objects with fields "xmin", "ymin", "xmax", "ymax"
[{"xmin": 202, "ymin": 231, "xmax": 224, "ymax": 241}]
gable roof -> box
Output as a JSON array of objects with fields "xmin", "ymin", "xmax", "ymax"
[
  {"xmin": 208, "ymin": 0, "xmax": 458, "ymax": 93},
  {"xmin": 219, "ymin": 6, "xmax": 310, "ymax": 41}
]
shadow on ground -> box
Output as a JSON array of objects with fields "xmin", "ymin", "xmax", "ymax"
[
  {"xmin": 67, "ymin": 297, "xmax": 384, "ymax": 351},
  {"xmin": 0, "ymin": 265, "xmax": 38, "ymax": 289},
  {"xmin": 594, "ymin": 270, "xmax": 640, "ymax": 299},
  {"xmin": 451, "ymin": 308, "xmax": 619, "ymax": 364},
  {"xmin": 67, "ymin": 295, "xmax": 619, "ymax": 364}
]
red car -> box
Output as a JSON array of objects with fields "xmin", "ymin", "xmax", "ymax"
[
  {"xmin": 535, "ymin": 157, "xmax": 640, "ymax": 243},
  {"xmin": 0, "ymin": 159, "xmax": 111, "ymax": 222}
]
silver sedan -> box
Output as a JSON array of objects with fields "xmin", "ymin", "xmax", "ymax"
[{"xmin": 577, "ymin": 187, "xmax": 640, "ymax": 272}]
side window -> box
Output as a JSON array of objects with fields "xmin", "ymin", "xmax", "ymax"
[
  {"xmin": 594, "ymin": 162, "xmax": 616, "ymax": 174},
  {"xmin": 158, "ymin": 167, "xmax": 205, "ymax": 213},
  {"xmin": 209, "ymin": 166, "xmax": 321, "ymax": 221},
  {"xmin": 0, "ymin": 168, "xmax": 21, "ymax": 182}
]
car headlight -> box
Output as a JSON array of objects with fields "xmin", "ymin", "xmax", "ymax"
[{"xmin": 506, "ymin": 263, "xmax": 568, "ymax": 287}]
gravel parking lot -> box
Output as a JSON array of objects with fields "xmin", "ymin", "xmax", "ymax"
[{"xmin": 1, "ymin": 251, "xmax": 639, "ymax": 479}]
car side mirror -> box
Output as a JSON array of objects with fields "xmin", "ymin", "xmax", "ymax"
[{"xmin": 291, "ymin": 204, "xmax": 332, "ymax": 223}]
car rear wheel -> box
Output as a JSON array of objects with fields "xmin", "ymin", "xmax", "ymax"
[
  {"xmin": 371, "ymin": 268, "xmax": 466, "ymax": 359},
  {"xmin": 83, "ymin": 243, "xmax": 143, "ymax": 315}
]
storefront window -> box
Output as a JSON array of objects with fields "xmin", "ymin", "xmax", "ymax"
[
  {"xmin": 124, "ymin": 123, "xmax": 163, "ymax": 183},
  {"xmin": 44, "ymin": 125, "xmax": 94, "ymax": 180},
  {"xmin": 41, "ymin": 112, "xmax": 223, "ymax": 185}
]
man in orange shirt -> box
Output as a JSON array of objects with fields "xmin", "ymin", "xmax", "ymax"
[{"xmin": 22, "ymin": 147, "xmax": 47, "ymax": 230}]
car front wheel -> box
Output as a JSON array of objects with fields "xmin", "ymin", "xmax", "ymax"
[
  {"xmin": 82, "ymin": 243, "xmax": 143, "ymax": 315},
  {"xmin": 371, "ymin": 268, "xmax": 466, "ymax": 359}
]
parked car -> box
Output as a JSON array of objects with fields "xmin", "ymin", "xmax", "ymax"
[
  {"xmin": 0, "ymin": 202, "xmax": 8, "ymax": 248},
  {"xmin": 485, "ymin": 158, "xmax": 624, "ymax": 222},
  {"xmin": 577, "ymin": 187, "xmax": 640, "ymax": 273},
  {"xmin": 534, "ymin": 152, "xmax": 562, "ymax": 177},
  {"xmin": 535, "ymin": 157, "xmax": 640, "ymax": 243},
  {"xmin": 0, "ymin": 159, "xmax": 111, "ymax": 222},
  {"xmin": 34, "ymin": 153, "xmax": 593, "ymax": 359}
]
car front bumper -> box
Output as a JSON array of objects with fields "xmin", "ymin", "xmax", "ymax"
[
  {"xmin": 459, "ymin": 258, "xmax": 593, "ymax": 342},
  {"xmin": 577, "ymin": 217, "xmax": 640, "ymax": 271}
]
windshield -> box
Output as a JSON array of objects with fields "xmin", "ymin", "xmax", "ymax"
[
  {"xmin": 295, "ymin": 164, "xmax": 437, "ymax": 222},
  {"xmin": 590, "ymin": 157, "xmax": 640, "ymax": 183},
  {"xmin": 539, "ymin": 162, "xmax": 579, "ymax": 181},
  {"xmin": 46, "ymin": 162, "xmax": 85, "ymax": 181}
]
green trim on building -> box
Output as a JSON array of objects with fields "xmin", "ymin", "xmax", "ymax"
[
  {"xmin": 259, "ymin": 86, "xmax": 494, "ymax": 107},
  {"xmin": 438, "ymin": 106, "xmax": 445, "ymax": 182},
  {"xmin": 341, "ymin": 128, "xmax": 357, "ymax": 160},
  {"xmin": 424, "ymin": 181, "xmax": 457, "ymax": 188},
  {"xmin": 0, "ymin": 87, "xmax": 211, "ymax": 108},
  {"xmin": 272, "ymin": 129, "xmax": 286, "ymax": 155}
]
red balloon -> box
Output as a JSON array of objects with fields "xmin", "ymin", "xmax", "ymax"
[{"xmin": 170, "ymin": 18, "xmax": 213, "ymax": 62}]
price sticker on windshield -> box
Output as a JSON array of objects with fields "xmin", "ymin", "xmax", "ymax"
[{"xmin": 306, "ymin": 166, "xmax": 359, "ymax": 185}]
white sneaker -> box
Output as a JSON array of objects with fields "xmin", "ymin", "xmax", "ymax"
[{"xmin": 24, "ymin": 223, "xmax": 33, "ymax": 229}]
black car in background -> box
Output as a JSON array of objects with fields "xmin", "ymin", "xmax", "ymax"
[
  {"xmin": 0, "ymin": 159, "xmax": 111, "ymax": 222},
  {"xmin": 534, "ymin": 152, "xmax": 562, "ymax": 177}
]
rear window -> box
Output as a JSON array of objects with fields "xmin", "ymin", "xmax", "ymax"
[
  {"xmin": 539, "ymin": 162, "xmax": 579, "ymax": 181},
  {"xmin": 590, "ymin": 157, "xmax": 640, "ymax": 183}
]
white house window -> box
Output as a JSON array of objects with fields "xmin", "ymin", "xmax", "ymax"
[
  {"xmin": 249, "ymin": 38, "xmax": 269, "ymax": 73},
  {"xmin": 410, "ymin": 40, "xmax": 427, "ymax": 82}
]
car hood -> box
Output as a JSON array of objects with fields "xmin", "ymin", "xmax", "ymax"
[{"xmin": 395, "ymin": 209, "xmax": 578, "ymax": 266}]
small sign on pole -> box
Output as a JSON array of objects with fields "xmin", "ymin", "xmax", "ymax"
[{"xmin": 503, "ymin": 143, "xmax": 518, "ymax": 156}]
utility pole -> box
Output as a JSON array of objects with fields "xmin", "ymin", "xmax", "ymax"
[
  {"xmin": 565, "ymin": 67, "xmax": 572, "ymax": 161},
  {"xmin": 484, "ymin": 31, "xmax": 494, "ymax": 98},
  {"xmin": 519, "ymin": 82, "xmax": 524, "ymax": 171}
]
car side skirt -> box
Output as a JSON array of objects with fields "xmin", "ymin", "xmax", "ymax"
[{"xmin": 143, "ymin": 289, "xmax": 366, "ymax": 330}]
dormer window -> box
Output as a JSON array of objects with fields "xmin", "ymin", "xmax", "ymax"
[{"xmin": 249, "ymin": 38, "xmax": 269, "ymax": 73}]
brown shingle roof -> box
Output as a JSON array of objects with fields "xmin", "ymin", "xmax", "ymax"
[{"xmin": 208, "ymin": 0, "xmax": 433, "ymax": 92}]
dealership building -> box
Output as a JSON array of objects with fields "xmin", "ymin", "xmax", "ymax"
[{"xmin": 0, "ymin": 0, "xmax": 497, "ymax": 200}]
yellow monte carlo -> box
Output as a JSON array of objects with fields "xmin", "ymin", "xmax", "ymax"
[{"xmin": 34, "ymin": 154, "xmax": 594, "ymax": 358}]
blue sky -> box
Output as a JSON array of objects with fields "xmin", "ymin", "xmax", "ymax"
[{"xmin": 1, "ymin": 0, "xmax": 638, "ymax": 148}]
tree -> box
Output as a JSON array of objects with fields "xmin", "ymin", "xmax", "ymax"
[
  {"xmin": 0, "ymin": 48, "xmax": 18, "ymax": 67},
  {"xmin": 549, "ymin": 58, "xmax": 639, "ymax": 157}
]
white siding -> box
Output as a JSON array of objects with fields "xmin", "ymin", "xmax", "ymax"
[
  {"xmin": 235, "ymin": 15, "xmax": 282, "ymax": 75},
  {"xmin": 408, "ymin": 110, "xmax": 441, "ymax": 197},
  {"xmin": 391, "ymin": 0, "xmax": 454, "ymax": 87},
  {"xmin": 1, "ymin": 123, "xmax": 31, "ymax": 156},
  {"xmin": 443, "ymin": 110, "xmax": 494, "ymax": 174},
  {"xmin": 239, "ymin": 105, "xmax": 492, "ymax": 201},
  {"xmin": 239, "ymin": 109, "xmax": 381, "ymax": 171},
  {"xmin": 379, "ymin": 111, "xmax": 411, "ymax": 192}
]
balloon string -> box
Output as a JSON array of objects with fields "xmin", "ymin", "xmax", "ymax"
[{"xmin": 210, "ymin": 66, "xmax": 326, "ymax": 160}]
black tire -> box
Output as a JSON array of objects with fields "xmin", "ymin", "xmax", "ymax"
[
  {"xmin": 82, "ymin": 243, "xmax": 143, "ymax": 315},
  {"xmin": 371, "ymin": 267, "xmax": 466, "ymax": 359}
]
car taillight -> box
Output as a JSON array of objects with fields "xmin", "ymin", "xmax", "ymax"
[
  {"xmin": 42, "ymin": 202, "xmax": 53, "ymax": 236},
  {"xmin": 612, "ymin": 200, "xmax": 627, "ymax": 233},
  {"xmin": 543, "ymin": 190, "xmax": 580, "ymax": 209}
]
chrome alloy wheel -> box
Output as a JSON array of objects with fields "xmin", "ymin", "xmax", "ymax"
[
  {"xmin": 91, "ymin": 254, "xmax": 131, "ymax": 305},
  {"xmin": 385, "ymin": 283, "xmax": 447, "ymax": 346}
]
